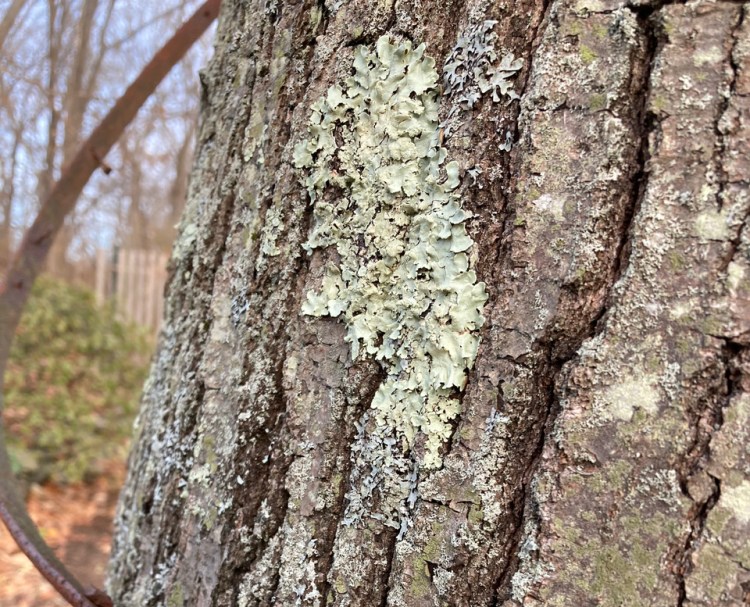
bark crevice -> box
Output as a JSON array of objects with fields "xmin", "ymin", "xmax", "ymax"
[
  {"xmin": 493, "ymin": 5, "xmax": 662, "ymax": 602},
  {"xmin": 673, "ymin": 340, "xmax": 748, "ymax": 607},
  {"xmin": 670, "ymin": 10, "xmax": 748, "ymax": 601}
]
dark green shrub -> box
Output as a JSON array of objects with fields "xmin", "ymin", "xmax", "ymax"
[{"xmin": 3, "ymin": 276, "xmax": 151, "ymax": 483}]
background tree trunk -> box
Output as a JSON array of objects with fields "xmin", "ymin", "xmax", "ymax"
[{"xmin": 108, "ymin": 0, "xmax": 750, "ymax": 605}]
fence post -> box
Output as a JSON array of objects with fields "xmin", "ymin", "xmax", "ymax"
[
  {"xmin": 99, "ymin": 247, "xmax": 168, "ymax": 334},
  {"xmin": 95, "ymin": 249, "xmax": 108, "ymax": 305}
]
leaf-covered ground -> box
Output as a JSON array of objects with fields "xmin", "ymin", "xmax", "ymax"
[{"xmin": 0, "ymin": 461, "xmax": 124, "ymax": 607}]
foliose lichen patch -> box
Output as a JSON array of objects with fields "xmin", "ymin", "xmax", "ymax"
[
  {"xmin": 443, "ymin": 20, "xmax": 523, "ymax": 105},
  {"xmin": 441, "ymin": 20, "xmax": 523, "ymax": 136},
  {"xmin": 294, "ymin": 36, "xmax": 487, "ymax": 469}
]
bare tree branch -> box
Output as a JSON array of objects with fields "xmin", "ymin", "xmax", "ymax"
[
  {"xmin": 62, "ymin": 0, "xmax": 99, "ymax": 163},
  {"xmin": 40, "ymin": 0, "xmax": 63, "ymax": 204},
  {"xmin": 103, "ymin": 2, "xmax": 186, "ymax": 54},
  {"xmin": 83, "ymin": 0, "xmax": 116, "ymax": 96},
  {"xmin": 0, "ymin": 0, "xmax": 28, "ymax": 53},
  {"xmin": 0, "ymin": 130, "xmax": 22, "ymax": 266}
]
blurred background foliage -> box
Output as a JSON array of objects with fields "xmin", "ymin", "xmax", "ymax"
[
  {"xmin": 0, "ymin": 0, "xmax": 214, "ymax": 484},
  {"xmin": 3, "ymin": 277, "xmax": 151, "ymax": 484}
]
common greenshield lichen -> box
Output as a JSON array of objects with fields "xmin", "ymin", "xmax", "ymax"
[{"xmin": 294, "ymin": 36, "xmax": 487, "ymax": 469}]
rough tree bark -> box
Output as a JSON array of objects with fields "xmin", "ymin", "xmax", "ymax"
[{"xmin": 108, "ymin": 0, "xmax": 750, "ymax": 606}]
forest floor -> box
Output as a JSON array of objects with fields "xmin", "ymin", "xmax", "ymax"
[{"xmin": 0, "ymin": 461, "xmax": 124, "ymax": 607}]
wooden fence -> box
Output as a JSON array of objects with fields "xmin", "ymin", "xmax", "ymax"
[{"xmin": 95, "ymin": 248, "xmax": 169, "ymax": 333}]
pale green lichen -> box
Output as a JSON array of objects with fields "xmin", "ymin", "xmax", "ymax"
[
  {"xmin": 294, "ymin": 36, "xmax": 487, "ymax": 468},
  {"xmin": 166, "ymin": 582, "xmax": 184, "ymax": 607},
  {"xmin": 172, "ymin": 222, "xmax": 199, "ymax": 261},
  {"xmin": 720, "ymin": 480, "xmax": 750, "ymax": 524},
  {"xmin": 694, "ymin": 209, "xmax": 731, "ymax": 241},
  {"xmin": 602, "ymin": 375, "xmax": 661, "ymax": 422}
]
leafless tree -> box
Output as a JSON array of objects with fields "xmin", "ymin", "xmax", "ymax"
[{"xmin": 0, "ymin": 0, "xmax": 206, "ymax": 282}]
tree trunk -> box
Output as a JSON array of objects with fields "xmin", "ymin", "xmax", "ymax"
[{"xmin": 108, "ymin": 1, "xmax": 750, "ymax": 606}]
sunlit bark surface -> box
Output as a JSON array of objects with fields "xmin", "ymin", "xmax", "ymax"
[{"xmin": 110, "ymin": 1, "xmax": 750, "ymax": 605}]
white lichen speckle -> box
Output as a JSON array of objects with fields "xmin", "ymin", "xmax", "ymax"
[
  {"xmin": 720, "ymin": 481, "xmax": 750, "ymax": 524},
  {"xmin": 294, "ymin": 36, "xmax": 487, "ymax": 470},
  {"xmin": 602, "ymin": 375, "xmax": 661, "ymax": 422}
]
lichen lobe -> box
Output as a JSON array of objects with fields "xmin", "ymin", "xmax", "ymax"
[{"xmin": 294, "ymin": 36, "xmax": 487, "ymax": 468}]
